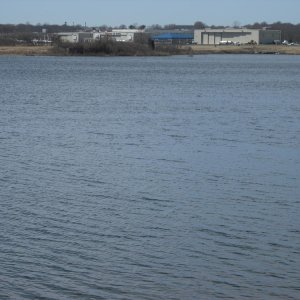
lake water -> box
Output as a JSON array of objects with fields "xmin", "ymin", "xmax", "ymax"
[{"xmin": 0, "ymin": 54, "xmax": 299, "ymax": 300}]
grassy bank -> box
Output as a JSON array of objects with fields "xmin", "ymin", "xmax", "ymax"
[
  {"xmin": 0, "ymin": 41, "xmax": 165, "ymax": 56},
  {"xmin": 1, "ymin": 44, "xmax": 300, "ymax": 56},
  {"xmin": 185, "ymin": 44, "xmax": 300, "ymax": 55},
  {"xmin": 0, "ymin": 45, "xmax": 54, "ymax": 56},
  {"xmin": 0, "ymin": 43, "xmax": 167, "ymax": 57}
]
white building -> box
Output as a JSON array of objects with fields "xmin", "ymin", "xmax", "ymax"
[
  {"xmin": 194, "ymin": 28, "xmax": 281, "ymax": 45},
  {"xmin": 57, "ymin": 29, "xmax": 145, "ymax": 44},
  {"xmin": 93, "ymin": 31, "xmax": 110, "ymax": 41},
  {"xmin": 57, "ymin": 32, "xmax": 93, "ymax": 43},
  {"xmin": 111, "ymin": 29, "xmax": 144, "ymax": 42}
]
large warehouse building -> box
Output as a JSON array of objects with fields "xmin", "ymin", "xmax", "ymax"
[{"xmin": 194, "ymin": 28, "xmax": 281, "ymax": 45}]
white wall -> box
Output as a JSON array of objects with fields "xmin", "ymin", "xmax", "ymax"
[
  {"xmin": 112, "ymin": 29, "xmax": 143, "ymax": 42},
  {"xmin": 58, "ymin": 32, "xmax": 93, "ymax": 43}
]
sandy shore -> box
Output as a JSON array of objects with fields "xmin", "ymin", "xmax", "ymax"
[{"xmin": 1, "ymin": 44, "xmax": 300, "ymax": 56}]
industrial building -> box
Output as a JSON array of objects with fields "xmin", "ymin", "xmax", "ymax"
[
  {"xmin": 57, "ymin": 32, "xmax": 93, "ymax": 43},
  {"xmin": 152, "ymin": 33, "xmax": 194, "ymax": 45},
  {"xmin": 194, "ymin": 28, "xmax": 281, "ymax": 45},
  {"xmin": 57, "ymin": 30, "xmax": 144, "ymax": 43},
  {"xmin": 111, "ymin": 29, "xmax": 144, "ymax": 42}
]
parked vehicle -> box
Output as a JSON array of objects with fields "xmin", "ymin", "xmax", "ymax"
[{"xmin": 219, "ymin": 40, "xmax": 233, "ymax": 45}]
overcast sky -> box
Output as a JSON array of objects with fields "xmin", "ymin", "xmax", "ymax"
[{"xmin": 0, "ymin": 0, "xmax": 299, "ymax": 27}]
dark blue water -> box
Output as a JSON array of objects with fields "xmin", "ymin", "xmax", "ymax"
[{"xmin": 0, "ymin": 55, "xmax": 299, "ymax": 299}]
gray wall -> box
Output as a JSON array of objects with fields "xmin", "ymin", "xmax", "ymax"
[
  {"xmin": 194, "ymin": 29, "xmax": 280, "ymax": 45},
  {"xmin": 259, "ymin": 30, "xmax": 281, "ymax": 44}
]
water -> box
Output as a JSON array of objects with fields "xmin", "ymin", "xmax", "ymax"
[{"xmin": 0, "ymin": 54, "xmax": 299, "ymax": 300}]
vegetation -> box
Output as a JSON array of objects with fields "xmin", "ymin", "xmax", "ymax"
[
  {"xmin": 1, "ymin": 21, "xmax": 300, "ymax": 44},
  {"xmin": 245, "ymin": 21, "xmax": 300, "ymax": 43},
  {"xmin": 0, "ymin": 23, "xmax": 82, "ymax": 46},
  {"xmin": 0, "ymin": 22, "xmax": 83, "ymax": 34},
  {"xmin": 54, "ymin": 40, "xmax": 168, "ymax": 56},
  {"xmin": 0, "ymin": 21, "xmax": 300, "ymax": 56}
]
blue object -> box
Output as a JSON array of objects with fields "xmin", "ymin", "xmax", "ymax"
[{"xmin": 152, "ymin": 33, "xmax": 193, "ymax": 40}]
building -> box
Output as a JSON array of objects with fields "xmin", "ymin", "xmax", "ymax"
[
  {"xmin": 56, "ymin": 29, "xmax": 146, "ymax": 44},
  {"xmin": 152, "ymin": 33, "xmax": 194, "ymax": 46},
  {"xmin": 194, "ymin": 28, "xmax": 281, "ymax": 45},
  {"xmin": 111, "ymin": 29, "xmax": 144, "ymax": 42},
  {"xmin": 93, "ymin": 31, "xmax": 111, "ymax": 41},
  {"xmin": 57, "ymin": 32, "xmax": 93, "ymax": 43}
]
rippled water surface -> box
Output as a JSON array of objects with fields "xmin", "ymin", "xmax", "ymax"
[{"xmin": 1, "ymin": 55, "xmax": 300, "ymax": 299}]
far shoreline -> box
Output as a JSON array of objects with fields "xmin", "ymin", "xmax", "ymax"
[{"xmin": 1, "ymin": 44, "xmax": 300, "ymax": 56}]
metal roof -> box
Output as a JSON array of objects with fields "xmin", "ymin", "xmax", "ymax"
[{"xmin": 152, "ymin": 33, "xmax": 193, "ymax": 40}]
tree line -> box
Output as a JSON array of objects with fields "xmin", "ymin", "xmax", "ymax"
[
  {"xmin": 246, "ymin": 21, "xmax": 300, "ymax": 42},
  {"xmin": 0, "ymin": 21, "xmax": 299, "ymax": 44}
]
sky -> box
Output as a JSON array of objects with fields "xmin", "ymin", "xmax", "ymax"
[{"xmin": 0, "ymin": 0, "xmax": 299, "ymax": 27}]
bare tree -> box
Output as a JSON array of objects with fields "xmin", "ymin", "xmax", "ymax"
[
  {"xmin": 194, "ymin": 21, "xmax": 206, "ymax": 29},
  {"xmin": 233, "ymin": 21, "xmax": 241, "ymax": 28},
  {"xmin": 149, "ymin": 24, "xmax": 163, "ymax": 30},
  {"xmin": 164, "ymin": 24, "xmax": 177, "ymax": 30}
]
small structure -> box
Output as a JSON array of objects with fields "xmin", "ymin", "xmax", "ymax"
[
  {"xmin": 194, "ymin": 28, "xmax": 281, "ymax": 45},
  {"xmin": 111, "ymin": 29, "xmax": 144, "ymax": 42},
  {"xmin": 152, "ymin": 33, "xmax": 194, "ymax": 46},
  {"xmin": 57, "ymin": 32, "xmax": 93, "ymax": 43},
  {"xmin": 93, "ymin": 31, "xmax": 111, "ymax": 41}
]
